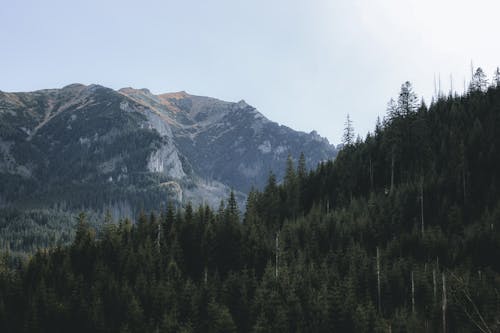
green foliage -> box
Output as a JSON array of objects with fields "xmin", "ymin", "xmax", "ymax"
[
  {"xmin": 0, "ymin": 83, "xmax": 500, "ymax": 332},
  {"xmin": 0, "ymin": 208, "xmax": 96, "ymax": 256}
]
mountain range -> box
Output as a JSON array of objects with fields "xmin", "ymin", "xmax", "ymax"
[{"xmin": 0, "ymin": 84, "xmax": 337, "ymax": 216}]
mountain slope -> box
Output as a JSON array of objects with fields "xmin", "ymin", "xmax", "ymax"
[
  {"xmin": 0, "ymin": 84, "xmax": 337, "ymax": 214},
  {"xmin": 1, "ymin": 83, "xmax": 498, "ymax": 332},
  {"xmin": 119, "ymin": 88, "xmax": 335, "ymax": 191}
]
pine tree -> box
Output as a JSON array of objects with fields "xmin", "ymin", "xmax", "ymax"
[
  {"xmin": 3, "ymin": 76, "xmax": 500, "ymax": 332},
  {"xmin": 343, "ymin": 114, "xmax": 355, "ymax": 146},
  {"xmin": 73, "ymin": 212, "xmax": 94, "ymax": 247},
  {"xmin": 297, "ymin": 152, "xmax": 307, "ymax": 180},
  {"xmin": 386, "ymin": 98, "xmax": 400, "ymax": 120},
  {"xmin": 226, "ymin": 191, "xmax": 239, "ymax": 223},
  {"xmin": 493, "ymin": 67, "xmax": 500, "ymax": 87},
  {"xmin": 469, "ymin": 67, "xmax": 488, "ymax": 92},
  {"xmin": 185, "ymin": 202, "xmax": 193, "ymax": 224},
  {"xmin": 397, "ymin": 81, "xmax": 419, "ymax": 116},
  {"xmin": 284, "ymin": 154, "xmax": 296, "ymax": 187}
]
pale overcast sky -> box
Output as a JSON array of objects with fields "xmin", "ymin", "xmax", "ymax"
[{"xmin": 1, "ymin": 0, "xmax": 500, "ymax": 144}]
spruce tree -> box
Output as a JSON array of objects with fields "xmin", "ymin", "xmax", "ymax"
[
  {"xmin": 397, "ymin": 81, "xmax": 419, "ymax": 116},
  {"xmin": 493, "ymin": 67, "xmax": 500, "ymax": 87},
  {"xmin": 342, "ymin": 114, "xmax": 355, "ymax": 146},
  {"xmin": 469, "ymin": 67, "xmax": 488, "ymax": 92}
]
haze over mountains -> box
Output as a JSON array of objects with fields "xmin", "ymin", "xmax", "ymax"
[{"xmin": 0, "ymin": 84, "xmax": 337, "ymax": 215}]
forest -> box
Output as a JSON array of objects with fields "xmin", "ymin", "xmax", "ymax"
[{"xmin": 0, "ymin": 68, "xmax": 499, "ymax": 332}]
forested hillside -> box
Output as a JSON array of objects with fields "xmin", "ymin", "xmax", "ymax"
[
  {"xmin": 0, "ymin": 84, "xmax": 336, "ymax": 215},
  {"xmin": 0, "ymin": 72, "xmax": 499, "ymax": 332},
  {"xmin": 0, "ymin": 83, "xmax": 336, "ymax": 253}
]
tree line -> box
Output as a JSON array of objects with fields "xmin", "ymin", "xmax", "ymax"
[{"xmin": 0, "ymin": 70, "xmax": 499, "ymax": 332}]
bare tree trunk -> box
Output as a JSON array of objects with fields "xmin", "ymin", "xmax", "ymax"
[
  {"xmin": 420, "ymin": 177, "xmax": 425, "ymax": 237},
  {"xmin": 390, "ymin": 150, "xmax": 395, "ymax": 194},
  {"xmin": 459, "ymin": 141, "xmax": 467, "ymax": 204},
  {"xmin": 434, "ymin": 73, "xmax": 438, "ymax": 98},
  {"xmin": 450, "ymin": 74, "xmax": 454, "ymax": 96},
  {"xmin": 275, "ymin": 231, "xmax": 279, "ymax": 279},
  {"xmin": 412, "ymin": 270, "xmax": 415, "ymax": 315},
  {"xmin": 462, "ymin": 166, "xmax": 466, "ymax": 204},
  {"xmin": 433, "ymin": 269, "xmax": 437, "ymax": 304},
  {"xmin": 442, "ymin": 273, "xmax": 447, "ymax": 333},
  {"xmin": 449, "ymin": 271, "xmax": 492, "ymax": 333},
  {"xmin": 439, "ymin": 73, "xmax": 442, "ymax": 98},
  {"xmin": 377, "ymin": 247, "xmax": 381, "ymax": 314},
  {"xmin": 370, "ymin": 157, "xmax": 374, "ymax": 190},
  {"xmin": 157, "ymin": 224, "xmax": 161, "ymax": 253}
]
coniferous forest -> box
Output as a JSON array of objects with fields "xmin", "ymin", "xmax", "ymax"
[{"xmin": 1, "ymin": 72, "xmax": 500, "ymax": 332}]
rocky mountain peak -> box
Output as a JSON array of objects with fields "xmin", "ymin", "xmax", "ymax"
[
  {"xmin": 0, "ymin": 84, "xmax": 338, "ymax": 215},
  {"xmin": 118, "ymin": 87, "xmax": 152, "ymax": 96},
  {"xmin": 236, "ymin": 99, "xmax": 248, "ymax": 108},
  {"xmin": 62, "ymin": 83, "xmax": 87, "ymax": 91},
  {"xmin": 158, "ymin": 91, "xmax": 189, "ymax": 100}
]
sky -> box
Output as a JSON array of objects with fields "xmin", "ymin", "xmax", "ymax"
[{"xmin": 1, "ymin": 0, "xmax": 500, "ymax": 144}]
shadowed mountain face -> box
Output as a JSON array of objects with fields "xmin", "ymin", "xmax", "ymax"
[
  {"xmin": 0, "ymin": 84, "xmax": 337, "ymax": 214},
  {"xmin": 119, "ymin": 87, "xmax": 336, "ymax": 191}
]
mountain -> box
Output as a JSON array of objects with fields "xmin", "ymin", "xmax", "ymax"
[
  {"xmin": 118, "ymin": 87, "xmax": 335, "ymax": 192},
  {"xmin": 0, "ymin": 84, "xmax": 337, "ymax": 215},
  {"xmin": 1, "ymin": 82, "xmax": 499, "ymax": 332}
]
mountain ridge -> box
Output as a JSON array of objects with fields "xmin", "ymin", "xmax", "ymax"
[{"xmin": 0, "ymin": 83, "xmax": 337, "ymax": 216}]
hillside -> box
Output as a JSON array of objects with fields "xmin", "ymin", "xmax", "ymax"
[
  {"xmin": 0, "ymin": 84, "xmax": 336, "ymax": 213},
  {"xmin": 0, "ymin": 81, "xmax": 498, "ymax": 332},
  {"xmin": 119, "ymin": 87, "xmax": 335, "ymax": 193}
]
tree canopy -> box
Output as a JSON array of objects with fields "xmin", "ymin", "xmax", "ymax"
[{"xmin": 1, "ymin": 79, "xmax": 500, "ymax": 332}]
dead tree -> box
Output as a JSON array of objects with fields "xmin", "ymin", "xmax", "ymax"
[
  {"xmin": 411, "ymin": 271, "xmax": 415, "ymax": 315},
  {"xmin": 449, "ymin": 271, "xmax": 492, "ymax": 333},
  {"xmin": 442, "ymin": 273, "xmax": 447, "ymax": 333},
  {"xmin": 420, "ymin": 177, "xmax": 425, "ymax": 237},
  {"xmin": 275, "ymin": 231, "xmax": 280, "ymax": 279},
  {"xmin": 433, "ymin": 269, "xmax": 437, "ymax": 304},
  {"xmin": 377, "ymin": 247, "xmax": 381, "ymax": 314},
  {"xmin": 156, "ymin": 223, "xmax": 161, "ymax": 253},
  {"xmin": 390, "ymin": 150, "xmax": 395, "ymax": 194},
  {"xmin": 369, "ymin": 157, "xmax": 374, "ymax": 190}
]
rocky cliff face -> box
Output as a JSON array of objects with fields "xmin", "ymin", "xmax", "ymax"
[
  {"xmin": 0, "ymin": 84, "xmax": 337, "ymax": 214},
  {"xmin": 119, "ymin": 88, "xmax": 337, "ymax": 192}
]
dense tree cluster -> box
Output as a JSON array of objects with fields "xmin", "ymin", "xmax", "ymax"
[
  {"xmin": 0, "ymin": 208, "xmax": 77, "ymax": 257},
  {"xmin": 1, "ymin": 77, "xmax": 500, "ymax": 332}
]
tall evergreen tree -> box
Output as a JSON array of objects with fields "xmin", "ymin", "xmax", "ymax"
[
  {"xmin": 343, "ymin": 114, "xmax": 355, "ymax": 146},
  {"xmin": 493, "ymin": 67, "xmax": 500, "ymax": 87},
  {"xmin": 397, "ymin": 81, "xmax": 419, "ymax": 116},
  {"xmin": 469, "ymin": 67, "xmax": 488, "ymax": 92},
  {"xmin": 297, "ymin": 152, "xmax": 307, "ymax": 180},
  {"xmin": 1, "ymin": 77, "xmax": 500, "ymax": 332}
]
